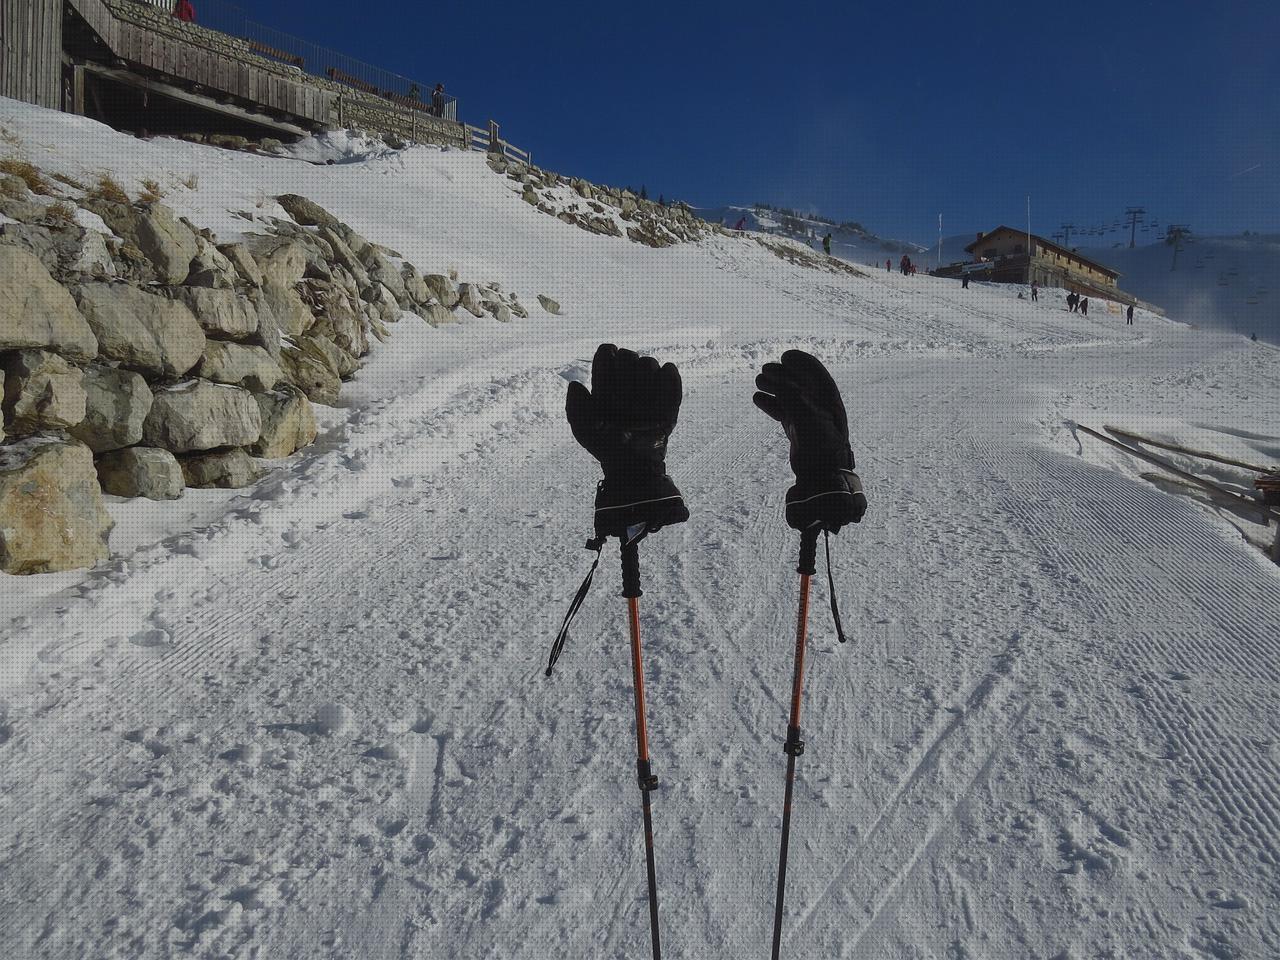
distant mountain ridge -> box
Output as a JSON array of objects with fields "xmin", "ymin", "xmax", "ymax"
[{"xmin": 698, "ymin": 203, "xmax": 926, "ymax": 264}]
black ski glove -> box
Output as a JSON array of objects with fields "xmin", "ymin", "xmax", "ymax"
[
  {"xmin": 753, "ymin": 350, "xmax": 868, "ymax": 533},
  {"xmin": 567, "ymin": 343, "xmax": 689, "ymax": 539}
]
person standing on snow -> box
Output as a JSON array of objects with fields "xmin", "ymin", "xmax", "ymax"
[
  {"xmin": 823, "ymin": 233, "xmax": 832, "ymax": 255},
  {"xmin": 734, "ymin": 216, "xmax": 747, "ymax": 231},
  {"xmin": 961, "ymin": 274, "xmax": 970, "ymax": 289},
  {"xmin": 1031, "ymin": 281, "xmax": 1039, "ymax": 302},
  {"xmin": 1126, "ymin": 304, "xmax": 1134, "ymax": 325},
  {"xmin": 1067, "ymin": 292, "xmax": 1078, "ymax": 313},
  {"xmin": 886, "ymin": 259, "xmax": 891, "ymax": 272},
  {"xmin": 432, "ymin": 83, "xmax": 446, "ymax": 117},
  {"xmin": 1079, "ymin": 297, "xmax": 1089, "ymax": 316}
]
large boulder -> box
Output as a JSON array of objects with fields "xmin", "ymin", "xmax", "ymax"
[
  {"xmin": 482, "ymin": 300, "xmax": 512, "ymax": 323},
  {"xmin": 196, "ymin": 340, "xmax": 282, "ymax": 392},
  {"xmin": 297, "ymin": 332, "xmax": 360, "ymax": 379},
  {"xmin": 299, "ymin": 280, "xmax": 366, "ymax": 358},
  {"xmin": 422, "ymin": 273, "xmax": 458, "ymax": 306},
  {"xmin": 317, "ymin": 227, "xmax": 369, "ymax": 289},
  {"xmin": 75, "ymin": 283, "xmax": 205, "ymax": 377},
  {"xmin": 250, "ymin": 387, "xmax": 317, "ymax": 458},
  {"xmin": 363, "ymin": 249, "xmax": 407, "ymax": 304},
  {"xmin": 276, "ymin": 194, "xmax": 340, "ymax": 230},
  {"xmin": 240, "ymin": 235, "xmax": 309, "ymax": 289},
  {"xmin": 364, "ymin": 282, "xmax": 402, "ymax": 324},
  {"xmin": 456, "ymin": 283, "xmax": 485, "ymax": 318},
  {"xmin": 143, "ymin": 380, "xmax": 261, "ymax": 453},
  {"xmin": 278, "ymin": 346, "xmax": 342, "ymax": 406},
  {"xmin": 66, "ymin": 228, "xmax": 116, "ymax": 278},
  {"xmin": 419, "ymin": 303, "xmax": 454, "ymax": 326},
  {"xmin": 96, "ymin": 446, "xmax": 184, "ymax": 500},
  {"xmin": 134, "ymin": 203, "xmax": 199, "ymax": 284},
  {"xmin": 217, "ymin": 242, "xmax": 264, "ymax": 288},
  {"xmin": 250, "ymin": 291, "xmax": 284, "ymax": 362},
  {"xmin": 0, "ymin": 246, "xmax": 99, "ymax": 360},
  {"xmin": 2, "ymin": 350, "xmax": 86, "ymax": 436},
  {"xmin": 71, "ymin": 364, "xmax": 153, "ymax": 453},
  {"xmin": 401, "ymin": 266, "xmax": 431, "ymax": 305},
  {"xmin": 180, "ymin": 448, "xmax": 263, "ymax": 488},
  {"xmin": 177, "ymin": 287, "xmax": 260, "ymax": 339},
  {"xmin": 537, "ymin": 294, "xmax": 562, "ymax": 315},
  {"xmin": 259, "ymin": 280, "xmax": 314, "ymax": 338},
  {"xmin": 186, "ymin": 236, "xmax": 238, "ymax": 288},
  {"xmin": 0, "ymin": 437, "xmax": 112, "ymax": 574}
]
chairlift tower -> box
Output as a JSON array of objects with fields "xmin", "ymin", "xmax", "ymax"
[
  {"xmin": 1059, "ymin": 223, "xmax": 1076, "ymax": 248},
  {"xmin": 1125, "ymin": 207, "xmax": 1146, "ymax": 248}
]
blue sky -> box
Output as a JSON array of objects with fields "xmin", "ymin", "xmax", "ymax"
[{"xmin": 253, "ymin": 0, "xmax": 1278, "ymax": 244}]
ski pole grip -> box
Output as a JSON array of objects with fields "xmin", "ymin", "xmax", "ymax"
[
  {"xmin": 620, "ymin": 539, "xmax": 643, "ymax": 598},
  {"xmin": 797, "ymin": 527, "xmax": 819, "ymax": 576}
]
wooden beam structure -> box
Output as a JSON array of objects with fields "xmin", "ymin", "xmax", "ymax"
[
  {"xmin": 81, "ymin": 61, "xmax": 310, "ymax": 137},
  {"xmin": 1104, "ymin": 425, "xmax": 1278, "ymax": 475}
]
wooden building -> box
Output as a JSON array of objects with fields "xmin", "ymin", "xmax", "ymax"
[
  {"xmin": 2, "ymin": 0, "xmax": 469, "ymax": 148},
  {"xmin": 2, "ymin": 0, "xmax": 64, "ymax": 109}
]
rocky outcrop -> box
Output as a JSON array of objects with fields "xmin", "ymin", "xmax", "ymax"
[
  {"xmin": 276, "ymin": 194, "xmax": 340, "ymax": 230},
  {"xmin": 0, "ymin": 247, "xmax": 99, "ymax": 360},
  {"xmin": 0, "ymin": 438, "xmax": 112, "ymax": 574},
  {"xmin": 143, "ymin": 381, "xmax": 262, "ymax": 453},
  {"xmin": 96, "ymin": 446, "xmax": 184, "ymax": 500},
  {"xmin": 75, "ymin": 283, "xmax": 205, "ymax": 377},
  {"xmin": 1, "ymin": 178, "xmax": 547, "ymax": 573},
  {"xmin": 2, "ymin": 349, "xmax": 86, "ymax": 436},
  {"xmin": 537, "ymin": 294, "xmax": 561, "ymax": 315},
  {"xmin": 489, "ymin": 155, "xmax": 712, "ymax": 250}
]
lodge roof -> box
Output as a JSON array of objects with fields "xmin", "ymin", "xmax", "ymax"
[{"xmin": 965, "ymin": 226, "xmax": 1121, "ymax": 278}]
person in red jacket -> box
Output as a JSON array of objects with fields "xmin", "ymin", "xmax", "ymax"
[{"xmin": 174, "ymin": 0, "xmax": 196, "ymax": 23}]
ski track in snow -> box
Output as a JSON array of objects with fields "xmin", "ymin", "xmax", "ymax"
[{"xmin": 1, "ymin": 103, "xmax": 1279, "ymax": 959}]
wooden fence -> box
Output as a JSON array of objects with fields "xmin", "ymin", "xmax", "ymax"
[{"xmin": 464, "ymin": 120, "xmax": 531, "ymax": 165}]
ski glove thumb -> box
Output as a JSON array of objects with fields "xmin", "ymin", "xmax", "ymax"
[
  {"xmin": 566, "ymin": 343, "xmax": 689, "ymax": 539},
  {"xmin": 753, "ymin": 350, "xmax": 867, "ymax": 533}
]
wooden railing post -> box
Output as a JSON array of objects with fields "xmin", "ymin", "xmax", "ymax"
[{"xmin": 487, "ymin": 119, "xmax": 499, "ymax": 154}]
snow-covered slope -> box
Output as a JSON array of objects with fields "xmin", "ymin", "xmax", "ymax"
[
  {"xmin": 1081, "ymin": 235, "xmax": 1280, "ymax": 345},
  {"xmin": 2, "ymin": 100, "xmax": 1280, "ymax": 960}
]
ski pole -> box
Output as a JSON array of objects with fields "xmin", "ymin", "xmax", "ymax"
[
  {"xmin": 770, "ymin": 525, "xmax": 820, "ymax": 960},
  {"xmin": 621, "ymin": 537, "xmax": 662, "ymax": 960}
]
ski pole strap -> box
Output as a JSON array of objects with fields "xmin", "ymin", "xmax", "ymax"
[
  {"xmin": 824, "ymin": 530, "xmax": 848, "ymax": 644},
  {"xmin": 545, "ymin": 537, "xmax": 606, "ymax": 677}
]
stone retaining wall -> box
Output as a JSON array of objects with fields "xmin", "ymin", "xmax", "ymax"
[{"xmin": 0, "ymin": 168, "xmax": 543, "ymax": 575}]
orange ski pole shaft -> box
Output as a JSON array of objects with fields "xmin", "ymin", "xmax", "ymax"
[
  {"xmin": 771, "ymin": 526, "xmax": 819, "ymax": 960},
  {"xmin": 622, "ymin": 539, "xmax": 662, "ymax": 960}
]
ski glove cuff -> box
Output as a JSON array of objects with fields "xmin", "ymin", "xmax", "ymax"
[{"xmin": 785, "ymin": 469, "xmax": 867, "ymax": 533}]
